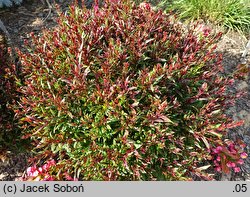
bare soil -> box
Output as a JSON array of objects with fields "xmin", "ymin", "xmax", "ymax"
[{"xmin": 0, "ymin": 0, "xmax": 249, "ymax": 181}]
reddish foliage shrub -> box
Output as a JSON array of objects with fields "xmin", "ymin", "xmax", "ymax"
[
  {"xmin": 17, "ymin": 0, "xmax": 247, "ymax": 180},
  {"xmin": 0, "ymin": 36, "xmax": 18, "ymax": 149}
]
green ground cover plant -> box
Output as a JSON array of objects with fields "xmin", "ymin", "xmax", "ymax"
[
  {"xmin": 158, "ymin": 0, "xmax": 250, "ymax": 32},
  {"xmin": 16, "ymin": 0, "xmax": 247, "ymax": 181}
]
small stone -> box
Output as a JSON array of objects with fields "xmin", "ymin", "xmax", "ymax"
[
  {"xmin": 238, "ymin": 110, "xmax": 250, "ymax": 127},
  {"xmin": 13, "ymin": 28, "xmax": 19, "ymax": 33},
  {"xmin": 31, "ymin": 18, "xmax": 43, "ymax": 27},
  {"xmin": 0, "ymin": 174, "xmax": 7, "ymax": 180},
  {"xmin": 237, "ymin": 81, "xmax": 248, "ymax": 91},
  {"xmin": 220, "ymin": 172, "xmax": 232, "ymax": 181},
  {"xmin": 18, "ymin": 20, "xmax": 25, "ymax": 27},
  {"xmin": 38, "ymin": 13, "xmax": 44, "ymax": 17}
]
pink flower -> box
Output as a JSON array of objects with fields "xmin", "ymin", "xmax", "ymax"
[
  {"xmin": 228, "ymin": 143, "xmax": 237, "ymax": 153},
  {"xmin": 237, "ymin": 159, "xmax": 244, "ymax": 165},
  {"xmin": 93, "ymin": 0, "xmax": 99, "ymax": 14},
  {"xmin": 215, "ymin": 166, "xmax": 221, "ymax": 172},
  {"xmin": 216, "ymin": 156, "xmax": 221, "ymax": 161},
  {"xmin": 42, "ymin": 164, "xmax": 49, "ymax": 171},
  {"xmin": 27, "ymin": 165, "xmax": 39, "ymax": 177},
  {"xmin": 94, "ymin": 4, "xmax": 98, "ymax": 12},
  {"xmin": 213, "ymin": 146, "xmax": 222, "ymax": 154},
  {"xmin": 226, "ymin": 161, "xmax": 236, "ymax": 168},
  {"xmin": 234, "ymin": 167, "xmax": 241, "ymax": 173},
  {"xmin": 38, "ymin": 167, "xmax": 43, "ymax": 173},
  {"xmin": 30, "ymin": 170, "xmax": 39, "ymax": 177},
  {"xmin": 240, "ymin": 152, "xmax": 248, "ymax": 159},
  {"xmin": 42, "ymin": 159, "xmax": 56, "ymax": 171},
  {"xmin": 47, "ymin": 159, "xmax": 56, "ymax": 166}
]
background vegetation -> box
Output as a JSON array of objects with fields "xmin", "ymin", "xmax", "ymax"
[{"xmin": 156, "ymin": 0, "xmax": 250, "ymax": 33}]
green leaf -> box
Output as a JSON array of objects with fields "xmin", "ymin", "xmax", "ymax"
[
  {"xmin": 145, "ymin": 38, "xmax": 155, "ymax": 44},
  {"xmin": 208, "ymin": 131, "xmax": 223, "ymax": 138},
  {"xmin": 188, "ymin": 130, "xmax": 194, "ymax": 134},
  {"xmin": 201, "ymin": 137, "xmax": 210, "ymax": 149},
  {"xmin": 210, "ymin": 109, "xmax": 221, "ymax": 115},
  {"xmin": 196, "ymin": 165, "xmax": 211, "ymax": 171},
  {"xmin": 134, "ymin": 143, "xmax": 142, "ymax": 149},
  {"xmin": 51, "ymin": 143, "xmax": 56, "ymax": 152},
  {"xmin": 143, "ymin": 56, "xmax": 151, "ymax": 61},
  {"xmin": 194, "ymin": 141, "xmax": 201, "ymax": 149}
]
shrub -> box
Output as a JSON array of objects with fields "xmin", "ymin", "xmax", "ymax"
[
  {"xmin": 17, "ymin": 0, "xmax": 247, "ymax": 180},
  {"xmin": 0, "ymin": 34, "xmax": 19, "ymax": 149}
]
